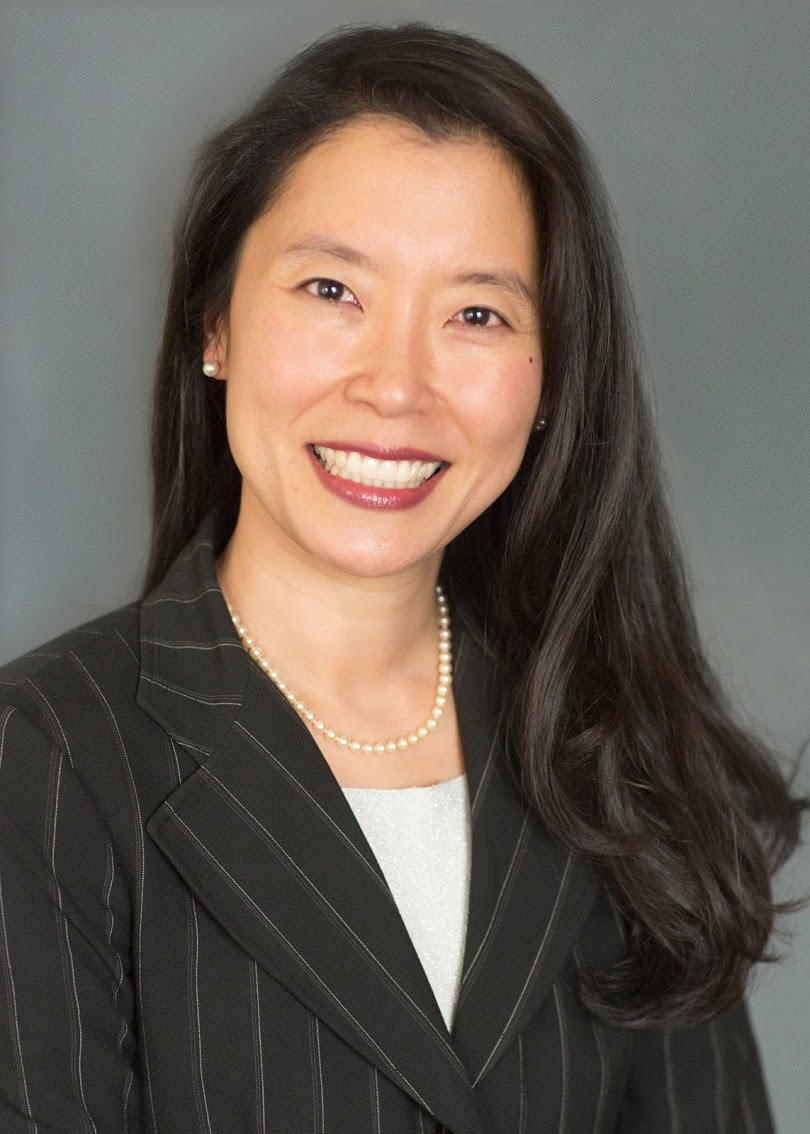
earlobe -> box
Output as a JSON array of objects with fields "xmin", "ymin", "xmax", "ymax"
[
  {"xmin": 202, "ymin": 345, "xmax": 226, "ymax": 379},
  {"xmin": 202, "ymin": 313, "xmax": 228, "ymax": 379}
]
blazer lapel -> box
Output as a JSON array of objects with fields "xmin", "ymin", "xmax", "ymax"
[
  {"xmin": 448, "ymin": 619, "xmax": 601, "ymax": 1088},
  {"xmin": 138, "ymin": 504, "xmax": 600, "ymax": 1134}
]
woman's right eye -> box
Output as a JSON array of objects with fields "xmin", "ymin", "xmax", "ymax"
[{"xmin": 300, "ymin": 278, "xmax": 359, "ymax": 306}]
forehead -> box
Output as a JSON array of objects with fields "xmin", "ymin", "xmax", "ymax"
[
  {"xmin": 244, "ymin": 115, "xmax": 537, "ymax": 273},
  {"xmin": 281, "ymin": 111, "xmax": 526, "ymax": 191},
  {"xmin": 290, "ymin": 113, "xmax": 525, "ymax": 184}
]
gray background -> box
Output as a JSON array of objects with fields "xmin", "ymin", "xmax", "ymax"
[{"xmin": 1, "ymin": 0, "xmax": 808, "ymax": 1126}]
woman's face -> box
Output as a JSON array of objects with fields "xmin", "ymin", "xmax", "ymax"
[{"xmin": 207, "ymin": 115, "xmax": 542, "ymax": 581}]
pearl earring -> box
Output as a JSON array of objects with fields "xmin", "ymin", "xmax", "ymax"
[
  {"xmin": 533, "ymin": 417, "xmax": 547, "ymax": 432},
  {"xmin": 202, "ymin": 361, "xmax": 218, "ymax": 377}
]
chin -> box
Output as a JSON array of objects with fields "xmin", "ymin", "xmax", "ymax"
[{"xmin": 302, "ymin": 535, "xmax": 438, "ymax": 580}]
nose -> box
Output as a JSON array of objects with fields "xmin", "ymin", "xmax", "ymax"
[{"xmin": 342, "ymin": 303, "xmax": 436, "ymax": 420}]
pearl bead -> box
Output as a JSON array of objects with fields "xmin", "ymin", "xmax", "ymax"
[{"xmin": 228, "ymin": 583, "xmax": 452, "ymax": 754}]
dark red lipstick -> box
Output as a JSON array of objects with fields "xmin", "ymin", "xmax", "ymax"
[
  {"xmin": 306, "ymin": 444, "xmax": 449, "ymax": 511},
  {"xmin": 311, "ymin": 440, "xmax": 447, "ymax": 462}
]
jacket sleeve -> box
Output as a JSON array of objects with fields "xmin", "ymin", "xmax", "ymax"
[
  {"xmin": 615, "ymin": 996, "xmax": 775, "ymax": 1132},
  {"xmin": 0, "ymin": 703, "xmax": 142, "ymax": 1133}
]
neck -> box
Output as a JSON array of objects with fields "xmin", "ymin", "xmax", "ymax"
[{"xmin": 215, "ymin": 506, "xmax": 445, "ymax": 722}]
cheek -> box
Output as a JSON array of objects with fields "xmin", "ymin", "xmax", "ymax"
[
  {"xmin": 451, "ymin": 353, "xmax": 540, "ymax": 446},
  {"xmin": 228, "ymin": 305, "xmax": 348, "ymax": 416}
]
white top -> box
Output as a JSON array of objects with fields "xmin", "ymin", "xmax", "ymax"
[{"xmin": 341, "ymin": 773, "xmax": 472, "ymax": 1031}]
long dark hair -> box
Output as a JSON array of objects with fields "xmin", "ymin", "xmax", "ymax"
[{"xmin": 141, "ymin": 20, "xmax": 806, "ymax": 1028}]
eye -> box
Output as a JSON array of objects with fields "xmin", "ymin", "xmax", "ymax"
[
  {"xmin": 455, "ymin": 306, "xmax": 509, "ymax": 330},
  {"xmin": 300, "ymin": 277, "xmax": 360, "ymax": 308}
]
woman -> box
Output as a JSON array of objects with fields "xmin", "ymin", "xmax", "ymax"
[{"xmin": 0, "ymin": 20, "xmax": 804, "ymax": 1133}]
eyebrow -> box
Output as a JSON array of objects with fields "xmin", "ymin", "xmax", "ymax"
[{"xmin": 278, "ymin": 235, "xmax": 537, "ymax": 309}]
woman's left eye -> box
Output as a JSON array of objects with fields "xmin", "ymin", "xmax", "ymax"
[{"xmin": 455, "ymin": 306, "xmax": 508, "ymax": 329}]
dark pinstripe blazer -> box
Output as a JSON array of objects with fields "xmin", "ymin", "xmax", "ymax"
[{"xmin": 0, "ymin": 503, "xmax": 776, "ymax": 1133}]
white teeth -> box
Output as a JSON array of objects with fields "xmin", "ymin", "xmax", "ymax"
[{"xmin": 312, "ymin": 446, "xmax": 442, "ymax": 489}]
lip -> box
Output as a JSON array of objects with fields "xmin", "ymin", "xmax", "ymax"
[
  {"xmin": 306, "ymin": 445, "xmax": 448, "ymax": 511},
  {"xmin": 310, "ymin": 440, "xmax": 448, "ymax": 463}
]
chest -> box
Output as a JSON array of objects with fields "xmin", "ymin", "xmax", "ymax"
[
  {"xmin": 127, "ymin": 720, "xmax": 633, "ymax": 1134},
  {"xmin": 313, "ymin": 695, "xmax": 467, "ymax": 788},
  {"xmin": 133, "ymin": 854, "xmax": 632, "ymax": 1133}
]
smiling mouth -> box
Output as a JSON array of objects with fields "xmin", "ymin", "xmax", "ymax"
[{"xmin": 309, "ymin": 444, "xmax": 447, "ymax": 489}]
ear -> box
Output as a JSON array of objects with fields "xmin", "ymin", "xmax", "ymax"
[{"xmin": 202, "ymin": 312, "xmax": 228, "ymax": 380}]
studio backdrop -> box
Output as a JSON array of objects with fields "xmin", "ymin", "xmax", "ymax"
[{"xmin": 1, "ymin": 2, "xmax": 807, "ymax": 1129}]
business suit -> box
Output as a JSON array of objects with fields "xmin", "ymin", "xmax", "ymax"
[{"xmin": 0, "ymin": 502, "xmax": 775, "ymax": 1133}]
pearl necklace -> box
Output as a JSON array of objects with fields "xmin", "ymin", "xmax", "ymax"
[{"xmin": 226, "ymin": 585, "xmax": 452, "ymax": 754}]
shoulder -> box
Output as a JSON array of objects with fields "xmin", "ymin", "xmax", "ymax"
[
  {"xmin": 0, "ymin": 594, "xmax": 217, "ymax": 894},
  {"xmin": 0, "ymin": 601, "xmax": 182, "ymax": 831},
  {"xmin": 0, "ymin": 601, "xmax": 143, "ymax": 753},
  {"xmin": 0, "ymin": 603, "xmax": 166, "ymax": 887}
]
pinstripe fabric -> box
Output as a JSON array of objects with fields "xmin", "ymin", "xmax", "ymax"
[{"xmin": 0, "ymin": 503, "xmax": 776, "ymax": 1133}]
